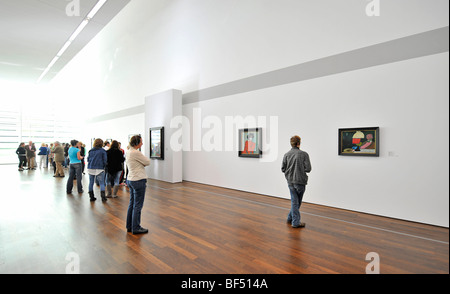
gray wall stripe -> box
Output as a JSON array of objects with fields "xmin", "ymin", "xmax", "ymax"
[
  {"xmin": 183, "ymin": 26, "xmax": 449, "ymax": 105},
  {"xmin": 88, "ymin": 26, "xmax": 449, "ymax": 122},
  {"xmin": 87, "ymin": 105, "xmax": 144, "ymax": 123}
]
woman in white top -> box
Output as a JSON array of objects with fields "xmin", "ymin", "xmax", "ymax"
[{"xmin": 126, "ymin": 135, "xmax": 151, "ymax": 234}]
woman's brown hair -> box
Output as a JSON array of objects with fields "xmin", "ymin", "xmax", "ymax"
[
  {"xmin": 94, "ymin": 138, "xmax": 104, "ymax": 148},
  {"xmin": 110, "ymin": 140, "xmax": 119, "ymax": 150},
  {"xmin": 129, "ymin": 135, "xmax": 142, "ymax": 147}
]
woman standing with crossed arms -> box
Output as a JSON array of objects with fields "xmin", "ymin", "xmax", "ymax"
[{"xmin": 126, "ymin": 135, "xmax": 150, "ymax": 234}]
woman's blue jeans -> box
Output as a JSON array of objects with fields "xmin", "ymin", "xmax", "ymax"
[
  {"xmin": 107, "ymin": 171, "xmax": 122, "ymax": 186},
  {"xmin": 126, "ymin": 179, "xmax": 147, "ymax": 232},
  {"xmin": 89, "ymin": 171, "xmax": 105, "ymax": 192},
  {"xmin": 67, "ymin": 163, "xmax": 83, "ymax": 193}
]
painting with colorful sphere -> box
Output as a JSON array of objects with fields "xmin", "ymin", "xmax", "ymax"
[{"xmin": 339, "ymin": 127, "xmax": 379, "ymax": 157}]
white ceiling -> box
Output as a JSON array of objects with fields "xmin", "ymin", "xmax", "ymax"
[{"xmin": 0, "ymin": 0, "xmax": 130, "ymax": 83}]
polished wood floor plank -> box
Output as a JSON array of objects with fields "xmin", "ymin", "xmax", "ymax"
[{"xmin": 0, "ymin": 165, "xmax": 448, "ymax": 274}]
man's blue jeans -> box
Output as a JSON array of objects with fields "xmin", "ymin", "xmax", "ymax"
[
  {"xmin": 67, "ymin": 163, "xmax": 83, "ymax": 193},
  {"xmin": 287, "ymin": 184, "xmax": 306, "ymax": 227},
  {"xmin": 126, "ymin": 179, "xmax": 147, "ymax": 232}
]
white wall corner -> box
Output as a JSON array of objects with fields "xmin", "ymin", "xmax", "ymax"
[{"xmin": 144, "ymin": 89, "xmax": 183, "ymax": 183}]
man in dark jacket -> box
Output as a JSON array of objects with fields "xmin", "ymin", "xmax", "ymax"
[
  {"xmin": 282, "ymin": 135, "xmax": 312, "ymax": 228},
  {"xmin": 16, "ymin": 143, "xmax": 27, "ymax": 171}
]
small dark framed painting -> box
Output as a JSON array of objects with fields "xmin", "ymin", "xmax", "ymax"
[
  {"xmin": 339, "ymin": 127, "xmax": 380, "ymax": 157},
  {"xmin": 149, "ymin": 127, "xmax": 164, "ymax": 160},
  {"xmin": 238, "ymin": 128, "xmax": 263, "ymax": 158}
]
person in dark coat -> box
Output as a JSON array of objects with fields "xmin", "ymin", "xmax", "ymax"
[
  {"xmin": 16, "ymin": 143, "xmax": 27, "ymax": 171},
  {"xmin": 106, "ymin": 140, "xmax": 125, "ymax": 198}
]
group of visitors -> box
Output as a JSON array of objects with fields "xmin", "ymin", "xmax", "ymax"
[
  {"xmin": 15, "ymin": 141, "xmax": 84, "ymax": 172},
  {"xmin": 15, "ymin": 135, "xmax": 151, "ymax": 235},
  {"xmin": 79, "ymin": 135, "xmax": 150, "ymax": 234},
  {"xmin": 82, "ymin": 138, "xmax": 126, "ymax": 202},
  {"xmin": 15, "ymin": 134, "xmax": 311, "ymax": 234},
  {"xmin": 15, "ymin": 141, "xmax": 40, "ymax": 171}
]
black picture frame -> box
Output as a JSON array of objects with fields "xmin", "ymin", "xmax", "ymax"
[
  {"xmin": 149, "ymin": 127, "xmax": 164, "ymax": 160},
  {"xmin": 338, "ymin": 127, "xmax": 380, "ymax": 157},
  {"xmin": 238, "ymin": 128, "xmax": 263, "ymax": 158}
]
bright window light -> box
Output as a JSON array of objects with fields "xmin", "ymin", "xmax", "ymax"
[
  {"xmin": 87, "ymin": 0, "xmax": 108, "ymax": 19},
  {"xmin": 37, "ymin": 0, "xmax": 108, "ymax": 84},
  {"xmin": 56, "ymin": 41, "xmax": 72, "ymax": 57},
  {"xmin": 47, "ymin": 56, "xmax": 60, "ymax": 69},
  {"xmin": 68, "ymin": 18, "xmax": 90, "ymax": 42}
]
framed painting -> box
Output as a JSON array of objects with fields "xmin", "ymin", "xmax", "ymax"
[
  {"xmin": 238, "ymin": 128, "xmax": 263, "ymax": 158},
  {"xmin": 339, "ymin": 127, "xmax": 379, "ymax": 157},
  {"xmin": 149, "ymin": 127, "xmax": 164, "ymax": 160}
]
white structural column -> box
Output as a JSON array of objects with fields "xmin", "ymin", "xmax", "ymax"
[{"xmin": 144, "ymin": 89, "xmax": 182, "ymax": 183}]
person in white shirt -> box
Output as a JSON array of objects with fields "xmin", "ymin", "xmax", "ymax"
[{"xmin": 125, "ymin": 135, "xmax": 151, "ymax": 234}]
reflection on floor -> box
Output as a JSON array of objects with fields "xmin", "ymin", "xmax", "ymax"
[{"xmin": 0, "ymin": 165, "xmax": 448, "ymax": 274}]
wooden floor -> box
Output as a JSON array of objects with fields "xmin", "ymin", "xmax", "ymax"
[{"xmin": 0, "ymin": 165, "xmax": 448, "ymax": 274}]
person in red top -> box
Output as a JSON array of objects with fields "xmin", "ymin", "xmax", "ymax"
[{"xmin": 243, "ymin": 133, "xmax": 256, "ymax": 154}]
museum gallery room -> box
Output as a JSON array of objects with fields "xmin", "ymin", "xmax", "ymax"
[{"xmin": 0, "ymin": 0, "xmax": 448, "ymax": 277}]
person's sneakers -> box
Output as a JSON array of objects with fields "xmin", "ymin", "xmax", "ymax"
[
  {"xmin": 132, "ymin": 227, "xmax": 149, "ymax": 235},
  {"xmin": 292, "ymin": 222, "xmax": 306, "ymax": 228}
]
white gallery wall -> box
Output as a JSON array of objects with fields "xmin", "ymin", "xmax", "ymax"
[
  {"xmin": 50, "ymin": 0, "xmax": 449, "ymax": 226},
  {"xmin": 145, "ymin": 89, "xmax": 183, "ymax": 183},
  {"xmin": 183, "ymin": 52, "xmax": 449, "ymax": 227}
]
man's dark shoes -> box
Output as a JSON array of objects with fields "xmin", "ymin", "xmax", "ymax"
[
  {"xmin": 132, "ymin": 227, "xmax": 148, "ymax": 235},
  {"xmin": 292, "ymin": 222, "xmax": 306, "ymax": 228}
]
